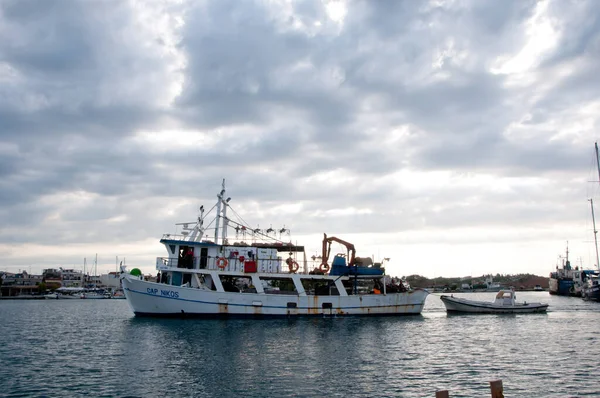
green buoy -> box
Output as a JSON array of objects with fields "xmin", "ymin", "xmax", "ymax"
[{"xmin": 130, "ymin": 268, "xmax": 142, "ymax": 276}]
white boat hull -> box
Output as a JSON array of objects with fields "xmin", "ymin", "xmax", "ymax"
[
  {"xmin": 440, "ymin": 295, "xmax": 548, "ymax": 314},
  {"xmin": 122, "ymin": 275, "xmax": 429, "ymax": 317}
]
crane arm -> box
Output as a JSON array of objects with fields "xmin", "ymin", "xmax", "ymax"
[{"xmin": 321, "ymin": 233, "xmax": 356, "ymax": 267}]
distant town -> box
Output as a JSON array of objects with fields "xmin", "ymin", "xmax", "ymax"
[
  {"xmin": 0, "ymin": 268, "xmax": 156, "ymax": 298},
  {"xmin": 405, "ymin": 273, "xmax": 548, "ymax": 291},
  {"xmin": 1, "ymin": 268, "xmax": 548, "ymax": 298}
]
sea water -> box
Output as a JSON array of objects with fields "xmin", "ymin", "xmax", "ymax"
[{"xmin": 1, "ymin": 292, "xmax": 599, "ymax": 397}]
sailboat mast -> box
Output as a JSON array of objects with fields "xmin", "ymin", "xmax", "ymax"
[
  {"xmin": 594, "ymin": 142, "xmax": 600, "ymax": 270},
  {"xmin": 595, "ymin": 142, "xmax": 600, "ymax": 184},
  {"xmin": 590, "ymin": 199, "xmax": 600, "ymax": 269}
]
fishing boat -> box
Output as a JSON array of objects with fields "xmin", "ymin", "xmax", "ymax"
[
  {"xmin": 440, "ymin": 290, "xmax": 548, "ymax": 314},
  {"xmin": 120, "ymin": 180, "xmax": 429, "ymax": 318}
]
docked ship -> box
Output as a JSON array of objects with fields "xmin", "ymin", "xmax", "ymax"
[
  {"xmin": 581, "ymin": 271, "xmax": 600, "ymax": 301},
  {"xmin": 120, "ymin": 181, "xmax": 429, "ymax": 317},
  {"xmin": 549, "ymin": 245, "xmax": 576, "ymax": 296},
  {"xmin": 484, "ymin": 275, "xmax": 502, "ymax": 292}
]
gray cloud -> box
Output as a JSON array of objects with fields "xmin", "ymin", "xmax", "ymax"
[{"xmin": 0, "ymin": 0, "xmax": 598, "ymax": 276}]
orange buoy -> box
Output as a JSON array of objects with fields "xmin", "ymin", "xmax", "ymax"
[{"xmin": 216, "ymin": 257, "xmax": 228, "ymax": 269}]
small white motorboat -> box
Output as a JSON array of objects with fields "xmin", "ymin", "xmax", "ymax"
[{"xmin": 440, "ymin": 290, "xmax": 548, "ymax": 314}]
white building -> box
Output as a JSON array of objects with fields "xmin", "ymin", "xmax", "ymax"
[
  {"xmin": 99, "ymin": 272, "xmax": 121, "ymax": 289},
  {"xmin": 60, "ymin": 268, "xmax": 84, "ymax": 287}
]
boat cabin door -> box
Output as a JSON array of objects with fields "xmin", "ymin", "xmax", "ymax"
[
  {"xmin": 200, "ymin": 248, "xmax": 208, "ymax": 269},
  {"xmin": 178, "ymin": 245, "xmax": 194, "ymax": 269}
]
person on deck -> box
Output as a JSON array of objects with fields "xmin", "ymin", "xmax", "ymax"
[
  {"xmin": 185, "ymin": 248, "xmax": 194, "ymax": 268},
  {"xmin": 373, "ymin": 280, "xmax": 382, "ymax": 294}
]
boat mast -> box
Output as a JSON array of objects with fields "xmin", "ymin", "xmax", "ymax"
[
  {"xmin": 215, "ymin": 178, "xmax": 231, "ymax": 245},
  {"xmin": 215, "ymin": 178, "xmax": 225, "ymax": 244},
  {"xmin": 593, "ymin": 141, "xmax": 600, "ymax": 270},
  {"xmin": 590, "ymin": 199, "xmax": 600, "ymax": 269},
  {"xmin": 187, "ymin": 205, "xmax": 205, "ymax": 242},
  {"xmin": 596, "ymin": 142, "xmax": 600, "ymax": 184},
  {"xmin": 221, "ymin": 195, "xmax": 230, "ymax": 245},
  {"xmin": 94, "ymin": 254, "xmax": 98, "ymax": 287}
]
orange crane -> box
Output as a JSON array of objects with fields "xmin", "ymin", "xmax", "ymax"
[{"xmin": 321, "ymin": 233, "xmax": 356, "ymax": 271}]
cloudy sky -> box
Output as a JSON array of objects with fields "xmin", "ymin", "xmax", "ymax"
[{"xmin": 2, "ymin": 0, "xmax": 600, "ymax": 278}]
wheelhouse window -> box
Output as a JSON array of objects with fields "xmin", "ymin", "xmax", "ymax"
[
  {"xmin": 301, "ymin": 279, "xmax": 339, "ymax": 296},
  {"xmin": 261, "ymin": 277, "xmax": 298, "ymax": 295},
  {"xmin": 342, "ymin": 278, "xmax": 382, "ymax": 295},
  {"xmin": 218, "ymin": 276, "xmax": 255, "ymax": 293}
]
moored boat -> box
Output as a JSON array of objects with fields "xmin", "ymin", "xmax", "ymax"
[
  {"xmin": 549, "ymin": 244, "xmax": 577, "ymax": 296},
  {"xmin": 80, "ymin": 289, "xmax": 112, "ymax": 299},
  {"xmin": 583, "ymin": 179, "xmax": 600, "ymax": 301},
  {"xmin": 484, "ymin": 275, "xmax": 502, "ymax": 292},
  {"xmin": 44, "ymin": 287, "xmax": 85, "ymax": 299},
  {"xmin": 44, "ymin": 293, "xmax": 80, "ymax": 299},
  {"xmin": 120, "ymin": 180, "xmax": 429, "ymax": 318},
  {"xmin": 582, "ymin": 271, "xmax": 600, "ymax": 301},
  {"xmin": 579, "ymin": 144, "xmax": 600, "ymax": 300},
  {"xmin": 440, "ymin": 290, "xmax": 548, "ymax": 314}
]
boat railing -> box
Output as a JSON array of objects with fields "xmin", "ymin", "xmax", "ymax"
[
  {"xmin": 161, "ymin": 233, "xmax": 205, "ymax": 241},
  {"xmin": 156, "ymin": 256, "xmax": 285, "ymax": 273},
  {"xmin": 154, "ymin": 256, "xmax": 389, "ymax": 279}
]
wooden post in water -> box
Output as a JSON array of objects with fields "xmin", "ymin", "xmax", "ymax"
[
  {"xmin": 490, "ymin": 380, "xmax": 504, "ymax": 398},
  {"xmin": 435, "ymin": 391, "xmax": 449, "ymax": 398}
]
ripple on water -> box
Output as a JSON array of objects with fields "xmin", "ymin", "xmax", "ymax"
[{"xmin": 1, "ymin": 293, "xmax": 600, "ymax": 397}]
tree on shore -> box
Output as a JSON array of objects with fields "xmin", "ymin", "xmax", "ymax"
[{"xmin": 405, "ymin": 273, "xmax": 548, "ymax": 289}]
